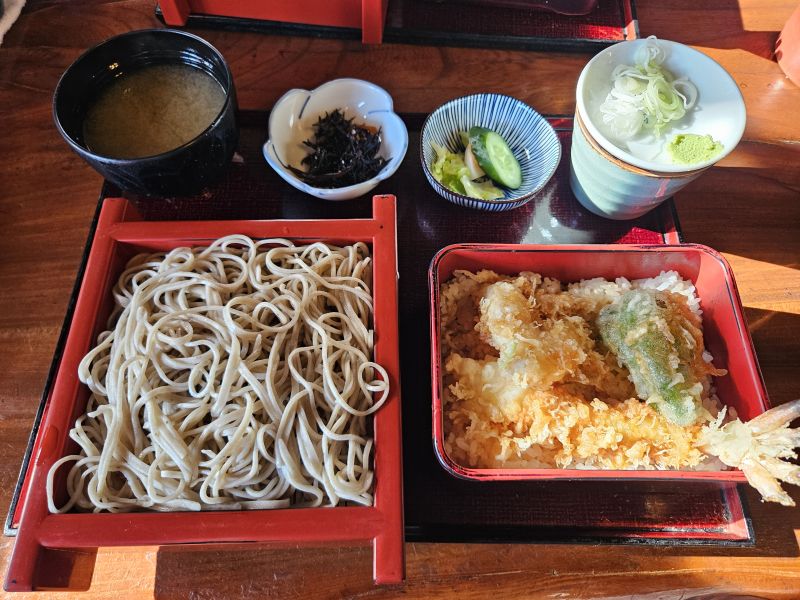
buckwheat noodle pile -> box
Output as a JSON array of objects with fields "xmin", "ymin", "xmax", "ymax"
[{"xmin": 47, "ymin": 235, "xmax": 389, "ymax": 513}]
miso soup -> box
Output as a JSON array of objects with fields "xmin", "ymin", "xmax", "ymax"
[{"xmin": 83, "ymin": 64, "xmax": 226, "ymax": 159}]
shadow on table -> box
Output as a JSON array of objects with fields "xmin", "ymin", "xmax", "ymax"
[
  {"xmin": 30, "ymin": 547, "xmax": 97, "ymax": 592},
  {"xmin": 146, "ymin": 530, "xmax": 800, "ymax": 598},
  {"xmin": 152, "ymin": 542, "xmax": 374, "ymax": 598},
  {"xmin": 674, "ymin": 167, "xmax": 800, "ymax": 271},
  {"xmin": 743, "ymin": 306, "xmax": 800, "ymax": 413}
]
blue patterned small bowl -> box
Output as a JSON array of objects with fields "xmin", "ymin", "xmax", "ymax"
[{"xmin": 420, "ymin": 94, "xmax": 561, "ymax": 211}]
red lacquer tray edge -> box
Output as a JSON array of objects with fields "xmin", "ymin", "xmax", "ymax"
[
  {"xmin": 428, "ymin": 243, "xmax": 769, "ymax": 482},
  {"xmin": 4, "ymin": 194, "xmax": 404, "ymax": 592}
]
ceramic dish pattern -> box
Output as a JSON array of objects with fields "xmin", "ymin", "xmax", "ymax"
[{"xmin": 420, "ymin": 93, "xmax": 561, "ymax": 211}]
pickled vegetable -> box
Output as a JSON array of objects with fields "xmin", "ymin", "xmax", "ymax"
[
  {"xmin": 430, "ymin": 142, "xmax": 504, "ymax": 200},
  {"xmin": 468, "ymin": 127, "xmax": 522, "ymax": 189},
  {"xmin": 289, "ymin": 109, "xmax": 388, "ymax": 188}
]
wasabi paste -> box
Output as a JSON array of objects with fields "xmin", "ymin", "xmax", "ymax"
[{"xmin": 668, "ymin": 133, "xmax": 724, "ymax": 165}]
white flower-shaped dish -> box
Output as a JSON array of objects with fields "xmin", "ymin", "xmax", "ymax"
[{"xmin": 263, "ymin": 78, "xmax": 409, "ymax": 200}]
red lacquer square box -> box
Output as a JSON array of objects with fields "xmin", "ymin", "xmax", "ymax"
[
  {"xmin": 429, "ymin": 243, "xmax": 770, "ymax": 483},
  {"xmin": 160, "ymin": 0, "xmax": 390, "ymax": 44},
  {"xmin": 6, "ymin": 195, "xmax": 403, "ymax": 592}
]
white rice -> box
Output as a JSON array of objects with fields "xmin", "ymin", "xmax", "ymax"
[
  {"xmin": 568, "ymin": 270, "xmax": 702, "ymax": 316},
  {"xmin": 634, "ymin": 270, "xmax": 702, "ymax": 315}
]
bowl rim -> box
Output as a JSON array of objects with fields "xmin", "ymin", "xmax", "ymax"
[
  {"xmin": 576, "ymin": 38, "xmax": 746, "ymax": 174},
  {"xmin": 52, "ymin": 28, "xmax": 236, "ymax": 164},
  {"xmin": 427, "ymin": 242, "xmax": 770, "ymax": 482},
  {"xmin": 263, "ymin": 78, "xmax": 409, "ymax": 199},
  {"xmin": 574, "ymin": 110, "xmax": 709, "ymax": 179},
  {"xmin": 419, "ymin": 92, "xmax": 561, "ymax": 206}
]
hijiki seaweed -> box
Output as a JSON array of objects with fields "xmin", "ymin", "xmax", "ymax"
[{"xmin": 290, "ymin": 109, "xmax": 389, "ymax": 188}]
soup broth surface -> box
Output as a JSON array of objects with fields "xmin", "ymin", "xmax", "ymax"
[{"xmin": 83, "ymin": 64, "xmax": 226, "ymax": 159}]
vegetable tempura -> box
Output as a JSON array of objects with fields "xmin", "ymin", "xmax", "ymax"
[{"xmin": 441, "ymin": 269, "xmax": 800, "ymax": 505}]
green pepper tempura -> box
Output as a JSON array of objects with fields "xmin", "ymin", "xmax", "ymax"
[{"xmin": 597, "ymin": 289, "xmax": 724, "ymax": 426}]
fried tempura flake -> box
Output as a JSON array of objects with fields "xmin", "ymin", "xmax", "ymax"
[
  {"xmin": 445, "ymin": 352, "xmax": 707, "ymax": 470},
  {"xmin": 440, "ymin": 270, "xmax": 800, "ymax": 506},
  {"xmin": 441, "ymin": 272, "xmax": 716, "ymax": 471}
]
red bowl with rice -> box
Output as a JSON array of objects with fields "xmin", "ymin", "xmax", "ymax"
[{"xmin": 429, "ymin": 243, "xmax": 770, "ymax": 483}]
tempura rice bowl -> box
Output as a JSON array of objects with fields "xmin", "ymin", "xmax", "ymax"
[{"xmin": 429, "ymin": 243, "xmax": 769, "ymax": 482}]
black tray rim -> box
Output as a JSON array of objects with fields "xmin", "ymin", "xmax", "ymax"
[{"xmin": 6, "ymin": 114, "xmax": 730, "ymax": 547}]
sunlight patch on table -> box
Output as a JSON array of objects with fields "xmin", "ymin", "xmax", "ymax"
[{"xmin": 723, "ymin": 253, "xmax": 800, "ymax": 314}]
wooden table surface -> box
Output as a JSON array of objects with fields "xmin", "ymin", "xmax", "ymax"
[{"xmin": 1, "ymin": 1, "xmax": 800, "ymax": 598}]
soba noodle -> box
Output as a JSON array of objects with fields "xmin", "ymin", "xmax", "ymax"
[{"xmin": 46, "ymin": 235, "xmax": 389, "ymax": 513}]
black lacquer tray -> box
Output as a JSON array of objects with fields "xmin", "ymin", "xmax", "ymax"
[{"xmin": 6, "ymin": 112, "xmax": 753, "ymax": 545}]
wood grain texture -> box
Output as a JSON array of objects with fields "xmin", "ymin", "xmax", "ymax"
[{"xmin": 1, "ymin": 0, "xmax": 799, "ymax": 598}]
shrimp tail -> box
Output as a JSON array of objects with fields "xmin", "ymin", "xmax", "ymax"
[
  {"xmin": 749, "ymin": 398, "xmax": 800, "ymax": 435},
  {"xmin": 701, "ymin": 399, "xmax": 800, "ymax": 506},
  {"xmin": 741, "ymin": 458, "xmax": 796, "ymax": 507}
]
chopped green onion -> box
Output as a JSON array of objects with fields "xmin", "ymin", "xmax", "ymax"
[{"xmin": 599, "ymin": 36, "xmax": 698, "ymax": 141}]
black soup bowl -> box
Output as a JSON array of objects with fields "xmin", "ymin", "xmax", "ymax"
[{"xmin": 53, "ymin": 29, "xmax": 238, "ymax": 197}]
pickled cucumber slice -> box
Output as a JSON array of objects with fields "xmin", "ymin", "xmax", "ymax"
[{"xmin": 468, "ymin": 127, "xmax": 522, "ymax": 189}]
